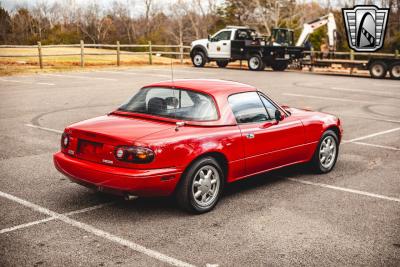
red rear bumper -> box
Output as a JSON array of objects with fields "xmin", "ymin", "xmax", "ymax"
[{"xmin": 53, "ymin": 152, "xmax": 181, "ymax": 197}]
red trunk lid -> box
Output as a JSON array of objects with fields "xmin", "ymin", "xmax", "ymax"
[{"xmin": 64, "ymin": 114, "xmax": 174, "ymax": 165}]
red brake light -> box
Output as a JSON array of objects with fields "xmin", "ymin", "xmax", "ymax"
[
  {"xmin": 114, "ymin": 146, "xmax": 155, "ymax": 164},
  {"xmin": 61, "ymin": 133, "xmax": 69, "ymax": 149}
]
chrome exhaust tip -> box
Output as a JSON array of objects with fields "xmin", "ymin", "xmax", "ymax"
[{"xmin": 124, "ymin": 194, "xmax": 138, "ymax": 201}]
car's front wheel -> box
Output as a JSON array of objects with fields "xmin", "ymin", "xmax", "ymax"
[
  {"xmin": 310, "ymin": 130, "xmax": 339, "ymax": 173},
  {"xmin": 176, "ymin": 157, "xmax": 224, "ymax": 214}
]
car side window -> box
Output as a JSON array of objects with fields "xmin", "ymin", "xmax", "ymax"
[
  {"xmin": 212, "ymin": 30, "xmax": 232, "ymax": 41},
  {"xmin": 228, "ymin": 92, "xmax": 269, "ymax": 124},
  {"xmin": 259, "ymin": 94, "xmax": 278, "ymax": 119}
]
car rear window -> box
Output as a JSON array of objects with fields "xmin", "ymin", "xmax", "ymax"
[{"xmin": 118, "ymin": 87, "xmax": 218, "ymax": 121}]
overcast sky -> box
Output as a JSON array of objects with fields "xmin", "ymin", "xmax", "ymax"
[
  {"xmin": 0, "ymin": 0, "xmax": 387, "ymax": 12},
  {"xmin": 1, "ymin": 0, "xmax": 156, "ymax": 14}
]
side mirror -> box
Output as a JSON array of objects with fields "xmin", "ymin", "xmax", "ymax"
[
  {"xmin": 208, "ymin": 34, "xmax": 211, "ymax": 41},
  {"xmin": 275, "ymin": 109, "xmax": 284, "ymax": 122}
]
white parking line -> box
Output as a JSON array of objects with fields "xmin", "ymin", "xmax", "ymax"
[
  {"xmin": 330, "ymin": 86, "xmax": 398, "ymax": 96},
  {"xmin": 0, "ymin": 202, "xmax": 114, "ymax": 234},
  {"xmin": 287, "ymin": 178, "xmax": 400, "ymax": 203},
  {"xmin": 283, "ymin": 93, "xmax": 374, "ymax": 104},
  {"xmin": 351, "ymin": 141, "xmax": 400, "ymax": 151},
  {"xmin": 149, "ymin": 68, "xmax": 214, "ymax": 75},
  {"xmin": 42, "ymin": 73, "xmax": 117, "ymax": 81},
  {"xmin": 0, "ymin": 217, "xmax": 54, "ymax": 234},
  {"xmin": 344, "ymin": 127, "xmax": 400, "ymax": 143},
  {"xmin": 25, "ymin": 123, "xmax": 63, "ymax": 134},
  {"xmin": 37, "ymin": 82, "xmax": 56, "ymax": 86},
  {"xmin": 0, "ymin": 78, "xmax": 55, "ymax": 86},
  {"xmin": 96, "ymin": 70, "xmax": 171, "ymax": 78},
  {"xmin": 373, "ymin": 83, "xmax": 400, "ymax": 88},
  {"xmin": 0, "ymin": 191, "xmax": 195, "ymax": 267}
]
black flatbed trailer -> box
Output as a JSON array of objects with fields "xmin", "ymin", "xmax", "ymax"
[{"xmin": 301, "ymin": 56, "xmax": 400, "ymax": 79}]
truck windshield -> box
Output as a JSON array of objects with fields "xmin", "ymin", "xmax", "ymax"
[{"xmin": 118, "ymin": 87, "xmax": 218, "ymax": 121}]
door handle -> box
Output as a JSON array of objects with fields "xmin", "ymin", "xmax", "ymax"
[
  {"xmin": 246, "ymin": 133, "xmax": 255, "ymax": 139},
  {"xmin": 222, "ymin": 43, "xmax": 227, "ymax": 45}
]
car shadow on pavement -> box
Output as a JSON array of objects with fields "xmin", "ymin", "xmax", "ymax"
[
  {"xmin": 62, "ymin": 163, "xmax": 312, "ymax": 215},
  {"xmin": 223, "ymin": 163, "xmax": 309, "ymax": 198}
]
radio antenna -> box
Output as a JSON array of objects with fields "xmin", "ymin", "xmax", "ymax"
[{"xmin": 170, "ymin": 55, "xmax": 174, "ymax": 86}]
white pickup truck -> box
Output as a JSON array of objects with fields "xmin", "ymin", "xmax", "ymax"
[{"xmin": 190, "ymin": 26, "xmax": 304, "ymax": 71}]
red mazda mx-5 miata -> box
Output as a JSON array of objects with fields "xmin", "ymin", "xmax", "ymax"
[{"xmin": 54, "ymin": 79, "xmax": 342, "ymax": 213}]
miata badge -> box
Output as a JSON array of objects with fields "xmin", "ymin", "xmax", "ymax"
[{"xmin": 342, "ymin": 5, "xmax": 389, "ymax": 52}]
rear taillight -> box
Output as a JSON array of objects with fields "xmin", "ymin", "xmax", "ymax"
[
  {"xmin": 61, "ymin": 133, "xmax": 69, "ymax": 149},
  {"xmin": 114, "ymin": 146, "xmax": 155, "ymax": 164}
]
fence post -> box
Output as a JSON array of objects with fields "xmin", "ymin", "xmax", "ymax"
[
  {"xmin": 117, "ymin": 41, "xmax": 120, "ymax": 66},
  {"xmin": 395, "ymin": 50, "xmax": 399, "ymax": 59},
  {"xmin": 310, "ymin": 47, "xmax": 314, "ymax": 72},
  {"xmin": 148, "ymin": 41, "xmax": 152, "ymax": 65},
  {"xmin": 80, "ymin": 40, "xmax": 85, "ymax": 67},
  {"xmin": 179, "ymin": 42, "xmax": 183, "ymax": 64},
  {"xmin": 37, "ymin": 41, "xmax": 43, "ymax": 69},
  {"xmin": 349, "ymin": 49, "xmax": 354, "ymax": 75}
]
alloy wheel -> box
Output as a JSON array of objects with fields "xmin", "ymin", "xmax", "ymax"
[
  {"xmin": 191, "ymin": 165, "xmax": 220, "ymax": 207},
  {"xmin": 319, "ymin": 136, "xmax": 337, "ymax": 169}
]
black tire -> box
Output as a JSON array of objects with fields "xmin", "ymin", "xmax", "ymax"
[
  {"xmin": 389, "ymin": 63, "xmax": 400, "ymax": 80},
  {"xmin": 369, "ymin": 61, "xmax": 387, "ymax": 79},
  {"xmin": 248, "ymin": 54, "xmax": 264, "ymax": 71},
  {"xmin": 271, "ymin": 61, "xmax": 288, "ymax": 71},
  {"xmin": 216, "ymin": 60, "xmax": 229, "ymax": 68},
  {"xmin": 176, "ymin": 157, "xmax": 224, "ymax": 214},
  {"xmin": 191, "ymin": 50, "xmax": 206, "ymax": 67},
  {"xmin": 310, "ymin": 130, "xmax": 339, "ymax": 174}
]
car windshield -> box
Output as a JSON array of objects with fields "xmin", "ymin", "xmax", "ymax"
[{"xmin": 118, "ymin": 87, "xmax": 218, "ymax": 121}]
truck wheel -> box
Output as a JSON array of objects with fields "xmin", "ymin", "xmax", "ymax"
[
  {"xmin": 248, "ymin": 55, "xmax": 264, "ymax": 71},
  {"xmin": 176, "ymin": 157, "xmax": 224, "ymax": 214},
  {"xmin": 389, "ymin": 63, "xmax": 400, "ymax": 80},
  {"xmin": 191, "ymin": 51, "xmax": 206, "ymax": 67},
  {"xmin": 216, "ymin": 60, "xmax": 229, "ymax": 68},
  {"xmin": 369, "ymin": 61, "xmax": 387, "ymax": 79},
  {"xmin": 271, "ymin": 61, "xmax": 288, "ymax": 71}
]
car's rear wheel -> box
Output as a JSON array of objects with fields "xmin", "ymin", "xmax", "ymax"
[
  {"xmin": 191, "ymin": 51, "xmax": 206, "ymax": 67},
  {"xmin": 216, "ymin": 60, "xmax": 229, "ymax": 68},
  {"xmin": 369, "ymin": 61, "xmax": 387, "ymax": 79},
  {"xmin": 310, "ymin": 130, "xmax": 339, "ymax": 173},
  {"xmin": 389, "ymin": 63, "xmax": 400, "ymax": 80},
  {"xmin": 176, "ymin": 157, "xmax": 224, "ymax": 214},
  {"xmin": 248, "ymin": 55, "xmax": 264, "ymax": 71}
]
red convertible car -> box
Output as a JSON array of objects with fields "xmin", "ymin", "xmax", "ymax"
[{"xmin": 54, "ymin": 79, "xmax": 342, "ymax": 213}]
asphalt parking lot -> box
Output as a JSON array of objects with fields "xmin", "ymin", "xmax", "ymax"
[{"xmin": 0, "ymin": 66, "xmax": 399, "ymax": 266}]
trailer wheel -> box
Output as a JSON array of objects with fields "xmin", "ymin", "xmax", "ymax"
[
  {"xmin": 271, "ymin": 61, "xmax": 288, "ymax": 71},
  {"xmin": 216, "ymin": 60, "xmax": 229, "ymax": 68},
  {"xmin": 248, "ymin": 55, "xmax": 264, "ymax": 71},
  {"xmin": 369, "ymin": 61, "xmax": 387, "ymax": 79},
  {"xmin": 389, "ymin": 63, "xmax": 400, "ymax": 80},
  {"xmin": 191, "ymin": 51, "xmax": 206, "ymax": 67}
]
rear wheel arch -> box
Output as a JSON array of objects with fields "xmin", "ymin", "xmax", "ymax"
[{"xmin": 182, "ymin": 151, "xmax": 228, "ymax": 179}]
